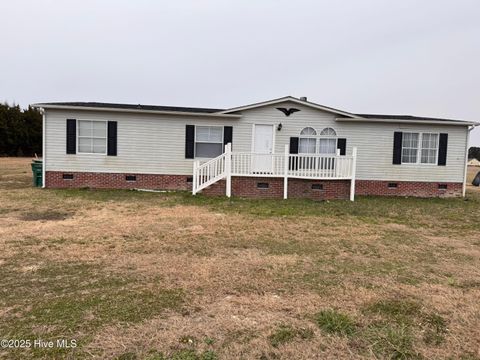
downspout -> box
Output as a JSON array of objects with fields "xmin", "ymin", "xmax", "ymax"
[
  {"xmin": 463, "ymin": 125, "xmax": 477, "ymax": 197},
  {"xmin": 40, "ymin": 108, "xmax": 46, "ymax": 188}
]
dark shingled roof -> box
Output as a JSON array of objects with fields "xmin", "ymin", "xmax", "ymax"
[
  {"xmin": 353, "ymin": 114, "xmax": 468, "ymax": 123},
  {"xmin": 35, "ymin": 101, "xmax": 472, "ymax": 124},
  {"xmin": 37, "ymin": 102, "xmax": 224, "ymax": 114}
]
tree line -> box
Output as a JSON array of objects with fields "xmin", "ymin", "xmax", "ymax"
[{"xmin": 0, "ymin": 103, "xmax": 42, "ymax": 157}]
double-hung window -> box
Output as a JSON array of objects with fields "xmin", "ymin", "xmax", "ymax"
[
  {"xmin": 401, "ymin": 132, "xmax": 419, "ymax": 164},
  {"xmin": 195, "ymin": 126, "xmax": 223, "ymax": 158},
  {"xmin": 78, "ymin": 120, "xmax": 107, "ymax": 154},
  {"xmin": 401, "ymin": 132, "xmax": 438, "ymax": 164},
  {"xmin": 420, "ymin": 133, "xmax": 439, "ymax": 164},
  {"xmin": 318, "ymin": 139, "xmax": 337, "ymax": 154}
]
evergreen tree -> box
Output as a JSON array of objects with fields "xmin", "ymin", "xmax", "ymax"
[
  {"xmin": 469, "ymin": 147, "xmax": 480, "ymax": 161},
  {"xmin": 0, "ymin": 103, "xmax": 42, "ymax": 156}
]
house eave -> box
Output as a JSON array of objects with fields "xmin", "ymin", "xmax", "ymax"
[
  {"xmin": 335, "ymin": 117, "xmax": 477, "ymax": 127},
  {"xmin": 32, "ymin": 104, "xmax": 242, "ymax": 119}
]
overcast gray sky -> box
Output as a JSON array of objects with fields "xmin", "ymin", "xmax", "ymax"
[{"xmin": 1, "ymin": 0, "xmax": 479, "ymax": 145}]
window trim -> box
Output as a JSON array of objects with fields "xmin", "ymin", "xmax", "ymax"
[
  {"xmin": 194, "ymin": 125, "xmax": 224, "ymax": 159},
  {"xmin": 77, "ymin": 119, "xmax": 108, "ymax": 155},
  {"xmin": 401, "ymin": 132, "xmax": 439, "ymax": 166}
]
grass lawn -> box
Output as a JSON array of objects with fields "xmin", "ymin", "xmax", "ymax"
[{"xmin": 1, "ymin": 157, "xmax": 480, "ymax": 359}]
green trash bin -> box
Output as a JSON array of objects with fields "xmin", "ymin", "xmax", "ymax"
[{"xmin": 31, "ymin": 159, "xmax": 43, "ymax": 187}]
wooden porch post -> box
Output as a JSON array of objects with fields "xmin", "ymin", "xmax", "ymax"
[
  {"xmin": 225, "ymin": 143, "xmax": 232, "ymax": 198},
  {"xmin": 284, "ymin": 144, "xmax": 289, "ymax": 199},
  {"xmin": 350, "ymin": 147, "xmax": 357, "ymax": 201}
]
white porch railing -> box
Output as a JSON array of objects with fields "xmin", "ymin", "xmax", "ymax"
[
  {"xmin": 193, "ymin": 144, "xmax": 358, "ymax": 201},
  {"xmin": 192, "ymin": 151, "xmax": 228, "ymax": 195},
  {"xmin": 231, "ymin": 153, "xmax": 355, "ymax": 179}
]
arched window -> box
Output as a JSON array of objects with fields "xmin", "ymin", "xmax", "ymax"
[
  {"xmin": 299, "ymin": 127, "xmax": 317, "ymax": 153},
  {"xmin": 320, "ymin": 127, "xmax": 337, "ymax": 136},
  {"xmin": 300, "ymin": 127, "xmax": 317, "ymax": 136}
]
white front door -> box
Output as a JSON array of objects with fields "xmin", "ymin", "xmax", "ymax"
[{"xmin": 253, "ymin": 124, "xmax": 274, "ymax": 173}]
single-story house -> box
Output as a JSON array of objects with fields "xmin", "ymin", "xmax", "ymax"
[{"xmin": 33, "ymin": 96, "xmax": 479, "ymax": 201}]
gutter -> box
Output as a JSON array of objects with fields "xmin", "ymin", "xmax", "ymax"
[
  {"xmin": 39, "ymin": 107, "xmax": 46, "ymax": 188},
  {"xmin": 32, "ymin": 104, "xmax": 242, "ymax": 119},
  {"xmin": 335, "ymin": 118, "xmax": 478, "ymax": 127}
]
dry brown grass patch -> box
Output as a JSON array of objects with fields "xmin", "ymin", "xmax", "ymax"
[{"xmin": 1, "ymin": 158, "xmax": 480, "ymax": 359}]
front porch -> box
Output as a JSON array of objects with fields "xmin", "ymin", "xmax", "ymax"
[{"xmin": 192, "ymin": 144, "xmax": 358, "ymax": 201}]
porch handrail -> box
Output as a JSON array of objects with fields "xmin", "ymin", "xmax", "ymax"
[
  {"xmin": 287, "ymin": 153, "xmax": 355, "ymax": 179},
  {"xmin": 192, "ymin": 145, "xmax": 230, "ymax": 195},
  {"xmin": 230, "ymin": 152, "xmax": 354, "ymax": 179}
]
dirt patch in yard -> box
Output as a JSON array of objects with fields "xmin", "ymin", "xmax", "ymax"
[{"xmin": 19, "ymin": 210, "xmax": 74, "ymax": 221}]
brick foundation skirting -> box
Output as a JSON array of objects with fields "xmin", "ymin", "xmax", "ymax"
[
  {"xmin": 45, "ymin": 171, "xmax": 192, "ymax": 191},
  {"xmin": 355, "ymin": 180, "xmax": 462, "ymax": 198},
  {"xmin": 45, "ymin": 171, "xmax": 463, "ymax": 199},
  {"xmin": 203, "ymin": 177, "xmax": 350, "ymax": 200}
]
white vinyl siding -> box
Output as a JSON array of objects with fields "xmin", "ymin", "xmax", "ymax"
[
  {"xmin": 43, "ymin": 101, "xmax": 468, "ymax": 183},
  {"xmin": 77, "ymin": 120, "xmax": 107, "ymax": 154},
  {"xmin": 195, "ymin": 126, "xmax": 223, "ymax": 158}
]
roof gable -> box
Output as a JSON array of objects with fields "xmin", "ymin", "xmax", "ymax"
[{"xmin": 219, "ymin": 96, "xmax": 362, "ymax": 118}]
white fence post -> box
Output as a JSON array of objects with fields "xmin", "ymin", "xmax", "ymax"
[
  {"xmin": 350, "ymin": 147, "xmax": 357, "ymax": 201},
  {"xmin": 284, "ymin": 145, "xmax": 289, "ymax": 199},
  {"xmin": 225, "ymin": 143, "xmax": 232, "ymax": 198},
  {"xmin": 192, "ymin": 160, "xmax": 198, "ymax": 195},
  {"xmin": 335, "ymin": 148, "xmax": 341, "ymax": 177}
]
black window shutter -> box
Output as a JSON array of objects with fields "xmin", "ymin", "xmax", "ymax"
[
  {"xmin": 289, "ymin": 137, "xmax": 299, "ymax": 154},
  {"xmin": 393, "ymin": 132, "xmax": 403, "ymax": 165},
  {"xmin": 289, "ymin": 137, "xmax": 299, "ymax": 170},
  {"xmin": 66, "ymin": 119, "xmax": 76, "ymax": 154},
  {"xmin": 438, "ymin": 133, "xmax": 448, "ymax": 166},
  {"xmin": 185, "ymin": 125, "xmax": 195, "ymax": 159},
  {"xmin": 337, "ymin": 138, "xmax": 347, "ymax": 155},
  {"xmin": 224, "ymin": 126, "xmax": 233, "ymax": 149},
  {"xmin": 107, "ymin": 121, "xmax": 117, "ymax": 156}
]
